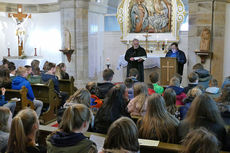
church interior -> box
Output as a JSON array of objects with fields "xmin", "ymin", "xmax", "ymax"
[{"xmin": 0, "ymin": 0, "xmax": 230, "ymax": 152}]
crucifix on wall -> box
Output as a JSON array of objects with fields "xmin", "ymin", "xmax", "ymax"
[{"xmin": 8, "ymin": 4, "xmax": 31, "ymax": 56}]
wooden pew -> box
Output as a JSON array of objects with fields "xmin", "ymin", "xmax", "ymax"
[
  {"xmin": 59, "ymin": 76, "xmax": 76, "ymax": 96},
  {"xmin": 32, "ymin": 80, "xmax": 59, "ymax": 125},
  {"xmin": 5, "ymin": 86, "xmax": 35, "ymax": 113},
  {"xmin": 38, "ymin": 126, "xmax": 230, "ymax": 153}
]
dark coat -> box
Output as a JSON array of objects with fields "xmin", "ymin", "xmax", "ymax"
[
  {"xmin": 125, "ymin": 46, "xmax": 147, "ymax": 82},
  {"xmin": 184, "ymin": 84, "xmax": 197, "ymax": 94},
  {"xmin": 42, "ymin": 73, "xmax": 60, "ymax": 93},
  {"xmin": 165, "ymin": 50, "xmax": 186, "ymax": 75},
  {"xmin": 96, "ymin": 82, "xmax": 114, "ymax": 99}
]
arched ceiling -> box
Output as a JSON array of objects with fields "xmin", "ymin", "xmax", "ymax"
[{"xmin": 0, "ymin": 0, "xmax": 58, "ymax": 4}]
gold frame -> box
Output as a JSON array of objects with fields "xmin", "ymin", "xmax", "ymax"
[{"xmin": 116, "ymin": 0, "xmax": 186, "ymax": 43}]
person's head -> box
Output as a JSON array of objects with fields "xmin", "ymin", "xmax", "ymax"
[
  {"xmin": 169, "ymin": 76, "xmax": 180, "ymax": 87},
  {"xmin": 31, "ymin": 59, "xmax": 40, "ymax": 69},
  {"xmin": 103, "ymin": 117, "xmax": 139, "ymax": 153},
  {"xmin": 163, "ymin": 88, "xmax": 176, "ymax": 115},
  {"xmin": 58, "ymin": 63, "xmax": 66, "ymax": 72},
  {"xmin": 133, "ymin": 82, "xmax": 148, "ymax": 97},
  {"xmin": 193, "ymin": 63, "xmax": 204, "ymax": 70},
  {"xmin": 55, "ymin": 66, "xmax": 62, "ymax": 79},
  {"xmin": 222, "ymin": 76, "xmax": 230, "ymax": 89},
  {"xmin": 0, "ymin": 107, "xmax": 12, "ymax": 132},
  {"xmin": 24, "ymin": 65, "xmax": 32, "ymax": 75},
  {"xmin": 86, "ymin": 82, "xmax": 97, "ymax": 94},
  {"xmin": 60, "ymin": 104, "xmax": 91, "ymax": 133},
  {"xmin": 174, "ymin": 73, "xmax": 182, "ymax": 84},
  {"xmin": 129, "ymin": 68, "xmax": 139, "ymax": 78},
  {"xmin": 46, "ymin": 62, "xmax": 56, "ymax": 74},
  {"xmin": 181, "ymin": 128, "xmax": 220, "ymax": 153},
  {"xmin": 139, "ymin": 94, "xmax": 179, "ymax": 142},
  {"xmin": 42, "ymin": 61, "xmax": 49, "ymax": 72},
  {"xmin": 2, "ymin": 58, "xmax": 10, "ymax": 68},
  {"xmin": 132, "ymin": 39, "xmax": 140, "ymax": 49},
  {"xmin": 0, "ymin": 65, "xmax": 11, "ymax": 86},
  {"xmin": 16, "ymin": 67, "xmax": 28, "ymax": 78},
  {"xmin": 188, "ymin": 72, "xmax": 198, "ymax": 83},
  {"xmin": 124, "ymin": 78, "xmax": 134, "ymax": 89},
  {"xmin": 187, "ymin": 87, "xmax": 202, "ymax": 98},
  {"xmin": 218, "ymin": 84, "xmax": 230, "ymax": 102},
  {"xmin": 209, "ymin": 78, "xmax": 218, "ymax": 87},
  {"xmin": 66, "ymin": 88, "xmax": 91, "ymax": 108},
  {"xmin": 8, "ymin": 62, "xmax": 16, "ymax": 75},
  {"xmin": 171, "ymin": 42, "xmax": 179, "ymax": 52},
  {"xmin": 8, "ymin": 108, "xmax": 39, "ymax": 153},
  {"xmin": 149, "ymin": 72, "xmax": 159, "ymax": 83},
  {"xmin": 103, "ymin": 69, "xmax": 114, "ymax": 81},
  {"xmin": 185, "ymin": 94, "xmax": 224, "ymax": 127}
]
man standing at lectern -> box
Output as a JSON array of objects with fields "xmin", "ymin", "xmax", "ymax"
[
  {"xmin": 166, "ymin": 42, "xmax": 186, "ymax": 75},
  {"xmin": 125, "ymin": 39, "xmax": 147, "ymax": 82}
]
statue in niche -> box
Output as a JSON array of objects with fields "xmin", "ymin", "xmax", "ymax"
[
  {"xmin": 148, "ymin": 0, "xmax": 171, "ymax": 33},
  {"xmin": 200, "ymin": 28, "xmax": 211, "ymax": 51},
  {"xmin": 131, "ymin": 0, "xmax": 149, "ymax": 33}
]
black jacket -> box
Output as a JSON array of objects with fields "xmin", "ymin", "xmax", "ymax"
[{"xmin": 96, "ymin": 82, "xmax": 114, "ymax": 99}]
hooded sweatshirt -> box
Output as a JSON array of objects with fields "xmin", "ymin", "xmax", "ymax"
[
  {"xmin": 42, "ymin": 73, "xmax": 60, "ymax": 93},
  {"xmin": 46, "ymin": 131, "xmax": 97, "ymax": 153},
  {"xmin": 12, "ymin": 76, "xmax": 35, "ymax": 101},
  {"xmin": 194, "ymin": 69, "xmax": 211, "ymax": 89},
  {"xmin": 167, "ymin": 86, "xmax": 186, "ymax": 105}
]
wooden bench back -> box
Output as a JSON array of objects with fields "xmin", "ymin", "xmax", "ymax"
[
  {"xmin": 59, "ymin": 76, "xmax": 75, "ymax": 96},
  {"xmin": 5, "ymin": 86, "xmax": 35, "ymax": 111}
]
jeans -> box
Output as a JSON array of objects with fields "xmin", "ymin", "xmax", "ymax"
[
  {"xmin": 33, "ymin": 99, "xmax": 43, "ymax": 118},
  {"xmin": 3, "ymin": 102, "xmax": 16, "ymax": 115}
]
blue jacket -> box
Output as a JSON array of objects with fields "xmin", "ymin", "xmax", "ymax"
[
  {"xmin": 42, "ymin": 73, "xmax": 60, "ymax": 93},
  {"xmin": 166, "ymin": 50, "xmax": 186, "ymax": 75},
  {"xmin": 0, "ymin": 95, "xmax": 7, "ymax": 106},
  {"xmin": 12, "ymin": 76, "xmax": 35, "ymax": 101}
]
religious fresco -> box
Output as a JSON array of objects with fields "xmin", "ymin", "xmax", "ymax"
[
  {"xmin": 130, "ymin": 0, "xmax": 171, "ymax": 33},
  {"xmin": 117, "ymin": 0, "xmax": 186, "ymax": 43}
]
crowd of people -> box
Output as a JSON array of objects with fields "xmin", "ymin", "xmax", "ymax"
[{"xmin": 0, "ymin": 58, "xmax": 230, "ymax": 153}]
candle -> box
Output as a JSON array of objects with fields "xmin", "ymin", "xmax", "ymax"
[
  {"xmin": 165, "ymin": 39, "xmax": 168, "ymax": 44},
  {"xmin": 106, "ymin": 58, "xmax": 110, "ymax": 65},
  {"xmin": 156, "ymin": 35, "xmax": 159, "ymax": 42}
]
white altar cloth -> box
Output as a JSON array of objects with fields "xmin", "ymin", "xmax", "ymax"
[{"xmin": 117, "ymin": 52, "xmax": 166, "ymax": 70}]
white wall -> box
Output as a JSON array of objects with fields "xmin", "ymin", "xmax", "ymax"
[
  {"xmin": 0, "ymin": 11, "xmax": 62, "ymax": 64},
  {"xmin": 223, "ymin": 3, "xmax": 230, "ymax": 79}
]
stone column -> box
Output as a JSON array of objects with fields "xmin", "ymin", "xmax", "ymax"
[
  {"xmin": 60, "ymin": 0, "xmax": 90, "ymax": 87},
  {"xmin": 188, "ymin": 0, "xmax": 229, "ymax": 85}
]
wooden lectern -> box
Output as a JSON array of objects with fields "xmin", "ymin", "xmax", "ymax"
[{"xmin": 160, "ymin": 57, "xmax": 177, "ymax": 86}]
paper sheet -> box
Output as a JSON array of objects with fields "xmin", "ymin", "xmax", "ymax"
[
  {"xmin": 90, "ymin": 135, "xmax": 105, "ymax": 152},
  {"xmin": 138, "ymin": 139, "xmax": 160, "ymax": 147}
]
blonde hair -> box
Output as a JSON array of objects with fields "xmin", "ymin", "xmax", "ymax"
[
  {"xmin": 16, "ymin": 67, "xmax": 27, "ymax": 77},
  {"xmin": 103, "ymin": 117, "xmax": 139, "ymax": 152},
  {"xmin": 59, "ymin": 104, "xmax": 92, "ymax": 133},
  {"xmin": 181, "ymin": 128, "xmax": 220, "ymax": 153},
  {"xmin": 169, "ymin": 77, "xmax": 180, "ymax": 87},
  {"xmin": 187, "ymin": 87, "xmax": 202, "ymax": 98},
  {"xmin": 133, "ymin": 83, "xmax": 148, "ymax": 114},
  {"xmin": 138, "ymin": 94, "xmax": 179, "ymax": 143},
  {"xmin": 7, "ymin": 108, "xmax": 38, "ymax": 153},
  {"xmin": 0, "ymin": 107, "xmax": 11, "ymax": 132},
  {"xmin": 55, "ymin": 66, "xmax": 62, "ymax": 80},
  {"xmin": 66, "ymin": 88, "xmax": 91, "ymax": 108}
]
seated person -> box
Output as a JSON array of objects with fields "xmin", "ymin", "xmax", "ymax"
[
  {"xmin": 205, "ymin": 78, "xmax": 220, "ymax": 99},
  {"xmin": 167, "ymin": 77, "xmax": 186, "ymax": 105},
  {"xmin": 96, "ymin": 69, "xmax": 114, "ymax": 99},
  {"xmin": 124, "ymin": 78, "xmax": 134, "ymax": 100},
  {"xmin": 127, "ymin": 82, "xmax": 148, "ymax": 116},
  {"xmin": 57, "ymin": 63, "xmax": 69, "ymax": 79},
  {"xmin": 149, "ymin": 72, "xmax": 164, "ymax": 94},
  {"xmin": 31, "ymin": 59, "xmax": 40, "ymax": 75},
  {"xmin": 179, "ymin": 87, "xmax": 202, "ymax": 120},
  {"xmin": 178, "ymin": 94, "xmax": 226, "ymax": 145},
  {"xmin": 128, "ymin": 68, "xmax": 139, "ymax": 83},
  {"xmin": 137, "ymin": 94, "xmax": 179, "ymax": 143},
  {"xmin": 184, "ymin": 72, "xmax": 198, "ymax": 94},
  {"xmin": 222, "ymin": 76, "xmax": 230, "ymax": 89},
  {"xmin": 181, "ymin": 128, "xmax": 220, "ymax": 153},
  {"xmin": 102, "ymin": 117, "xmax": 139, "ymax": 153},
  {"xmin": 86, "ymin": 82, "xmax": 103, "ymax": 109},
  {"xmin": 28, "ymin": 67, "xmax": 42, "ymax": 84},
  {"xmin": 95, "ymin": 84, "xmax": 130, "ymax": 134},
  {"xmin": 7, "ymin": 108, "xmax": 46, "ymax": 153},
  {"xmin": 0, "ymin": 88, "xmax": 16, "ymax": 115},
  {"xmin": 163, "ymin": 88, "xmax": 178, "ymax": 117},
  {"xmin": 8, "ymin": 62, "xmax": 16, "ymax": 79},
  {"xmin": 2, "ymin": 58, "xmax": 10, "ymax": 68},
  {"xmin": 41, "ymin": 62, "xmax": 68, "ymax": 106},
  {"xmin": 193, "ymin": 63, "xmax": 211, "ymax": 89},
  {"xmin": 12, "ymin": 67, "xmax": 43, "ymax": 117},
  {"xmin": 46, "ymin": 104, "xmax": 97, "ymax": 153},
  {"xmin": 0, "ymin": 107, "xmax": 12, "ymax": 153}
]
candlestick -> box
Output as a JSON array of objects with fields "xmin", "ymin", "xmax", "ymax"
[
  {"xmin": 8, "ymin": 48, "xmax": 10, "ymax": 57},
  {"xmin": 34, "ymin": 48, "xmax": 37, "ymax": 56},
  {"xmin": 106, "ymin": 58, "xmax": 110, "ymax": 69}
]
